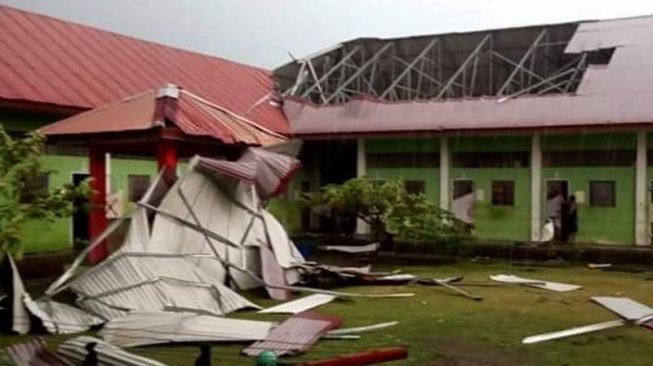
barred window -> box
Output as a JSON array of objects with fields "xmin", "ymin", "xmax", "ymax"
[
  {"xmin": 590, "ymin": 181, "xmax": 615, "ymax": 207},
  {"xmin": 491, "ymin": 180, "xmax": 514, "ymax": 206}
]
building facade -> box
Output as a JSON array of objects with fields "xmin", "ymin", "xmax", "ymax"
[{"xmin": 275, "ymin": 16, "xmax": 653, "ymax": 246}]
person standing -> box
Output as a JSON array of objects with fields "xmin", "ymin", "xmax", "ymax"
[{"xmin": 566, "ymin": 195, "xmax": 578, "ymax": 243}]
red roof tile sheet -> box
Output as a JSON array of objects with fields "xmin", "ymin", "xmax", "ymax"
[
  {"xmin": 40, "ymin": 85, "xmax": 285, "ymax": 146},
  {"xmin": 243, "ymin": 311, "xmax": 342, "ymax": 357},
  {"xmin": 0, "ymin": 5, "xmax": 288, "ymax": 134}
]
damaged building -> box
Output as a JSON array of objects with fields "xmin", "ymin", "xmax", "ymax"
[{"xmin": 275, "ymin": 15, "xmax": 653, "ymax": 245}]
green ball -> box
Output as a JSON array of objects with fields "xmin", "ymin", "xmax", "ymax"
[{"xmin": 256, "ymin": 350, "xmax": 277, "ymax": 366}]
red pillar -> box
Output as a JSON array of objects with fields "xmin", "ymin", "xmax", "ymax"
[
  {"xmin": 157, "ymin": 140, "xmax": 178, "ymax": 184},
  {"xmin": 88, "ymin": 147, "xmax": 108, "ymax": 263}
]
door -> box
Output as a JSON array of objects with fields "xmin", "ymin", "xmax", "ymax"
[
  {"xmin": 545, "ymin": 180, "xmax": 568, "ymax": 238},
  {"xmin": 452, "ymin": 179, "xmax": 475, "ymax": 228},
  {"xmin": 71, "ymin": 173, "xmax": 90, "ymax": 250}
]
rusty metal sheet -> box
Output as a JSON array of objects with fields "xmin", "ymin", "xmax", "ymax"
[
  {"xmin": 0, "ymin": 5, "xmax": 288, "ymax": 133},
  {"xmin": 243, "ymin": 312, "xmax": 342, "ymax": 357}
]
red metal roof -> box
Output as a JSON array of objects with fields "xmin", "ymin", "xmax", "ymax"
[
  {"xmin": 0, "ymin": 5, "xmax": 288, "ymax": 134},
  {"xmin": 40, "ymin": 85, "xmax": 285, "ymax": 146}
]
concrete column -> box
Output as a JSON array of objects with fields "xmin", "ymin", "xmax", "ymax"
[
  {"xmin": 88, "ymin": 146, "xmax": 108, "ymax": 263},
  {"xmin": 355, "ymin": 138, "xmax": 369, "ymax": 234},
  {"xmin": 439, "ymin": 137, "xmax": 450, "ymax": 211},
  {"xmin": 635, "ymin": 130, "xmax": 648, "ymax": 245},
  {"xmin": 530, "ymin": 133, "xmax": 542, "ymax": 241}
]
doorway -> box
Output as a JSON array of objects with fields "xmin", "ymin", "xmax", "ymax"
[
  {"xmin": 452, "ymin": 179, "xmax": 475, "ymax": 231},
  {"xmin": 71, "ymin": 172, "xmax": 90, "ymax": 250},
  {"xmin": 545, "ymin": 179, "xmax": 568, "ymax": 239}
]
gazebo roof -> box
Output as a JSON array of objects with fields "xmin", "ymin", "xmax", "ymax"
[{"xmin": 40, "ymin": 84, "xmax": 286, "ymax": 150}]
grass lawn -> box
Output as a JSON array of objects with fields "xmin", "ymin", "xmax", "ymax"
[{"xmin": 2, "ymin": 260, "xmax": 653, "ymax": 365}]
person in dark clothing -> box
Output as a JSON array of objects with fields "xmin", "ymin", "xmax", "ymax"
[
  {"xmin": 81, "ymin": 342, "xmax": 98, "ymax": 366},
  {"xmin": 195, "ymin": 344, "xmax": 212, "ymax": 366},
  {"xmin": 566, "ymin": 195, "xmax": 578, "ymax": 243},
  {"xmin": 561, "ymin": 195, "xmax": 578, "ymax": 243}
]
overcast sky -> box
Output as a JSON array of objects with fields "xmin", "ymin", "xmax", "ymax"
[{"xmin": 2, "ymin": 0, "xmax": 653, "ymax": 69}]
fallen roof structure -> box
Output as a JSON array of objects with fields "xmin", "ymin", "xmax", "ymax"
[
  {"xmin": 100, "ymin": 312, "xmax": 274, "ymax": 347},
  {"xmin": 23, "ymin": 143, "xmax": 411, "ymax": 335},
  {"xmin": 276, "ymin": 16, "xmax": 653, "ymax": 136},
  {"xmin": 523, "ymin": 296, "xmax": 653, "ymax": 344}
]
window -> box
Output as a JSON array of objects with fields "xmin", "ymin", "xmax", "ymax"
[
  {"xmin": 128, "ymin": 175, "xmax": 151, "ymax": 202},
  {"xmin": 453, "ymin": 180, "xmax": 474, "ymax": 199},
  {"xmin": 491, "ymin": 180, "xmax": 514, "ymax": 206},
  {"xmin": 590, "ymin": 181, "xmax": 615, "ymax": 207},
  {"xmin": 404, "ymin": 180, "xmax": 425, "ymax": 195},
  {"xmin": 18, "ymin": 171, "xmax": 49, "ymax": 203}
]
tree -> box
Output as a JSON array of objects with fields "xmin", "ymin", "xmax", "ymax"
[
  {"xmin": 306, "ymin": 177, "xmax": 463, "ymax": 242},
  {"xmin": 0, "ymin": 126, "xmax": 90, "ymax": 259}
]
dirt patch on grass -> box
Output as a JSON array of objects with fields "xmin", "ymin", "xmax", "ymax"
[{"xmin": 427, "ymin": 338, "xmax": 529, "ymax": 366}]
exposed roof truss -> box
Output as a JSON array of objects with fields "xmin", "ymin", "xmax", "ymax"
[{"xmin": 276, "ymin": 22, "xmax": 613, "ymax": 105}]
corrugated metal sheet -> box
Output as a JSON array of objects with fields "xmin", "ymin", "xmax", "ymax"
[
  {"xmin": 99, "ymin": 312, "xmax": 273, "ymax": 347},
  {"xmin": 259, "ymin": 294, "xmax": 336, "ymax": 314},
  {"xmin": 284, "ymin": 16, "xmax": 653, "ymax": 136},
  {"xmin": 5, "ymin": 338, "xmax": 74, "ymax": 366},
  {"xmin": 489, "ymin": 274, "xmax": 581, "ymax": 292},
  {"xmin": 243, "ymin": 312, "xmax": 342, "ymax": 357},
  {"xmin": 57, "ymin": 336, "xmax": 167, "ymax": 366},
  {"xmin": 0, "ymin": 5, "xmax": 288, "ymax": 133},
  {"xmin": 23, "ymin": 296, "xmax": 104, "ymax": 334},
  {"xmin": 7, "ymin": 254, "xmax": 30, "ymax": 335},
  {"xmin": 592, "ymin": 297, "xmax": 653, "ymax": 321},
  {"xmin": 40, "ymin": 86, "xmax": 286, "ymax": 146},
  {"xmin": 68, "ymin": 253, "xmax": 260, "ymax": 320}
]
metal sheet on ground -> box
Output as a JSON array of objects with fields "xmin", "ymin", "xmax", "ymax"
[
  {"xmin": 259, "ymin": 294, "xmax": 336, "ymax": 314},
  {"xmin": 592, "ymin": 297, "xmax": 653, "ymax": 321},
  {"xmin": 490, "ymin": 274, "xmax": 581, "ymax": 292},
  {"xmin": 100, "ymin": 312, "xmax": 274, "ymax": 347},
  {"xmin": 243, "ymin": 312, "xmax": 342, "ymax": 357}
]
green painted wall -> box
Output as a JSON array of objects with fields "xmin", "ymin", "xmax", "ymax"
[
  {"xmin": 20, "ymin": 154, "xmax": 160, "ymax": 253},
  {"xmin": 541, "ymin": 167, "xmax": 634, "ymax": 244},
  {"xmin": 450, "ymin": 135, "xmax": 532, "ymax": 241},
  {"xmin": 541, "ymin": 132, "xmax": 637, "ymax": 245},
  {"xmin": 366, "ymin": 137, "xmax": 440, "ymax": 202}
]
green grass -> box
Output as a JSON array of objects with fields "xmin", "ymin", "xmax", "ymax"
[{"xmin": 3, "ymin": 261, "xmax": 653, "ymax": 365}]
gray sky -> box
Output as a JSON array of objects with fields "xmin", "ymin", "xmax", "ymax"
[{"xmin": 2, "ymin": 0, "xmax": 653, "ymax": 69}]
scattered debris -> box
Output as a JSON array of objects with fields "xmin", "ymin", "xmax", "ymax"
[
  {"xmin": 587, "ymin": 263, "xmax": 612, "ymax": 269},
  {"xmin": 320, "ymin": 243, "xmax": 380, "ymax": 254},
  {"xmin": 523, "ymin": 296, "xmax": 653, "ymax": 344},
  {"xmin": 4, "ymin": 337, "xmax": 73, "ymax": 366},
  {"xmin": 58, "ymin": 336, "xmax": 167, "ymax": 366},
  {"xmin": 417, "ymin": 277, "xmax": 483, "ymax": 301},
  {"xmin": 243, "ymin": 312, "xmax": 342, "ymax": 357},
  {"xmin": 327, "ymin": 321, "xmax": 398, "ymax": 335},
  {"xmin": 100, "ymin": 311, "xmax": 274, "ymax": 347},
  {"xmin": 297, "ymin": 346, "xmax": 408, "ymax": 366},
  {"xmin": 7, "ymin": 254, "xmax": 30, "ymax": 334},
  {"xmin": 490, "ymin": 274, "xmax": 581, "ymax": 292},
  {"xmin": 259, "ymin": 294, "xmax": 337, "ymax": 314}
]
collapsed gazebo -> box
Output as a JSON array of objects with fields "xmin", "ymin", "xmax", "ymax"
[{"xmin": 40, "ymin": 84, "xmax": 286, "ymax": 263}]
